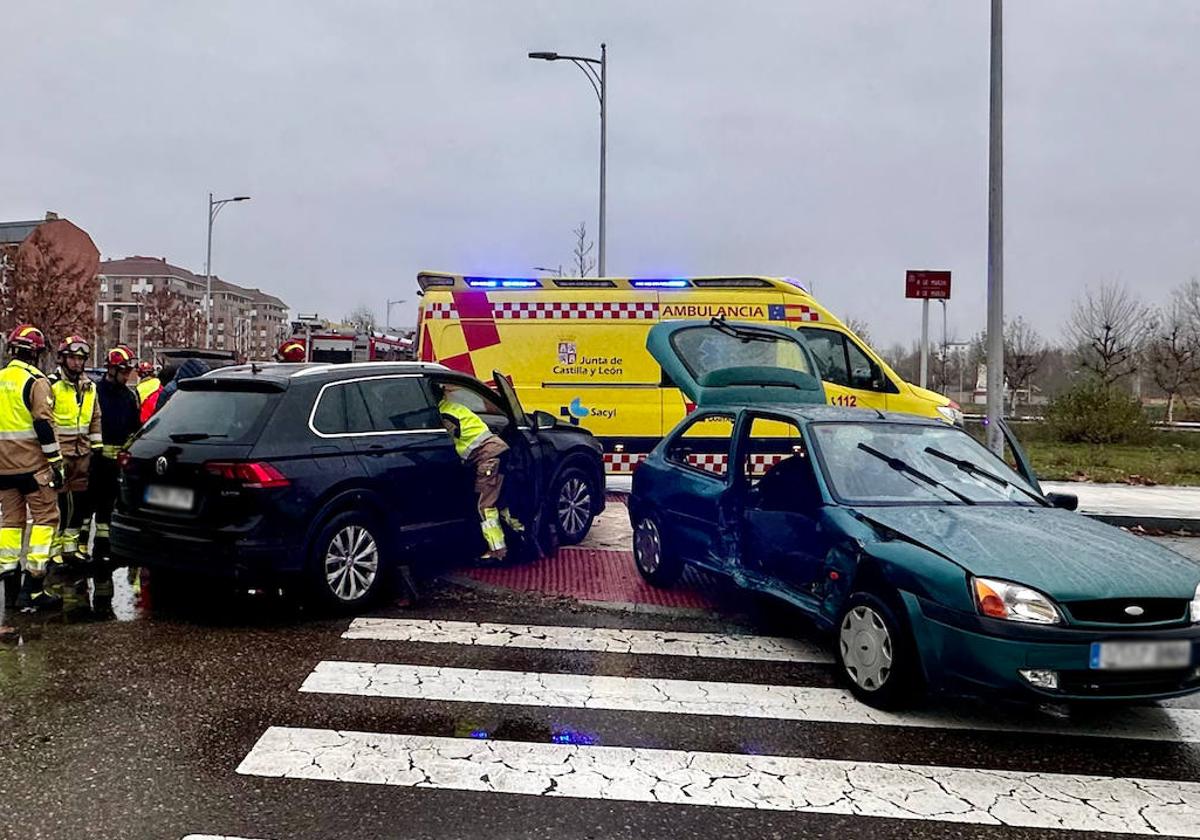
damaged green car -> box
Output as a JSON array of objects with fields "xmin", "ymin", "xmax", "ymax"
[{"xmin": 630, "ymin": 319, "xmax": 1200, "ymax": 708}]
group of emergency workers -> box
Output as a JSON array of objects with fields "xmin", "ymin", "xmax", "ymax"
[
  {"xmin": 0, "ymin": 325, "xmax": 152, "ymax": 621},
  {"xmin": 0, "ymin": 328, "xmax": 529, "ymax": 621}
]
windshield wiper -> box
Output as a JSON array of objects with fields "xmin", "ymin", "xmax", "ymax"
[
  {"xmin": 923, "ymin": 447, "xmax": 1049, "ymax": 507},
  {"xmin": 710, "ymin": 317, "xmax": 781, "ymax": 344},
  {"xmin": 169, "ymin": 433, "xmax": 228, "ymax": 442},
  {"xmin": 857, "ymin": 443, "xmax": 976, "ymax": 505}
]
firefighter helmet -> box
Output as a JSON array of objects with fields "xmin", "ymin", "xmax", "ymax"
[
  {"xmin": 58, "ymin": 335, "xmax": 91, "ymax": 358},
  {"xmin": 137, "ymin": 360, "xmax": 155, "ymax": 377},
  {"xmin": 106, "ymin": 345, "xmax": 135, "ymax": 369},
  {"xmin": 276, "ymin": 339, "xmax": 306, "ymax": 363},
  {"xmin": 7, "ymin": 324, "xmax": 46, "ymax": 353}
]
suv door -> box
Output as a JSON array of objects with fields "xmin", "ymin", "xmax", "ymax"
[
  {"xmin": 646, "ymin": 319, "xmax": 826, "ymax": 409},
  {"xmin": 490, "ymin": 371, "xmax": 546, "ymax": 514}
]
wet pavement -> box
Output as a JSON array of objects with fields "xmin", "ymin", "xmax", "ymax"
[{"xmin": 1, "ymin": 532, "xmax": 1199, "ymax": 839}]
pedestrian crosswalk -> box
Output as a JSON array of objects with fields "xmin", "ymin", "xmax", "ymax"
[{"xmin": 232, "ymin": 616, "xmax": 1200, "ymax": 838}]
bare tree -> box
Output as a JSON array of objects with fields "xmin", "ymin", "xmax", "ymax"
[
  {"xmin": 135, "ymin": 286, "xmax": 204, "ymax": 355},
  {"xmin": 1146, "ymin": 284, "xmax": 1200, "ymax": 422},
  {"xmin": 344, "ymin": 304, "xmax": 377, "ymax": 333},
  {"xmin": 1067, "ymin": 282, "xmax": 1151, "ymax": 389},
  {"xmin": 1003, "ymin": 317, "xmax": 1047, "ymax": 413},
  {"xmin": 843, "ymin": 317, "xmax": 872, "ymax": 346},
  {"xmin": 570, "ymin": 222, "xmax": 595, "ymax": 278}
]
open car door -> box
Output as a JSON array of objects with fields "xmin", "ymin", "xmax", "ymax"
[
  {"xmin": 647, "ymin": 319, "xmax": 827, "ymax": 408},
  {"xmin": 491, "ymin": 370, "xmax": 548, "ymax": 554}
]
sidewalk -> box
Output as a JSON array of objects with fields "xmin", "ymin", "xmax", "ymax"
[{"xmin": 607, "ymin": 476, "xmax": 1200, "ymax": 533}]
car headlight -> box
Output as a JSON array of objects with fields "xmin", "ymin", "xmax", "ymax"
[
  {"xmin": 1191, "ymin": 583, "xmax": 1200, "ymax": 623},
  {"xmin": 936, "ymin": 402, "xmax": 963, "ymax": 426},
  {"xmin": 972, "ymin": 577, "xmax": 1062, "ymax": 624}
]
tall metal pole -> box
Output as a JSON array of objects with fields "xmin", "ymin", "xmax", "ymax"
[
  {"xmin": 919, "ymin": 299, "xmax": 930, "ymax": 388},
  {"xmin": 986, "ymin": 0, "xmax": 1005, "ymax": 453},
  {"xmin": 598, "ymin": 43, "xmax": 607, "ymax": 278},
  {"xmin": 941, "ymin": 299, "xmax": 948, "ymax": 393},
  {"xmin": 205, "ymin": 192, "xmax": 214, "ymax": 347}
]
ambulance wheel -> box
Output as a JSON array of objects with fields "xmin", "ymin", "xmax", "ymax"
[
  {"xmin": 633, "ymin": 512, "xmax": 682, "ymax": 588},
  {"xmin": 552, "ymin": 466, "xmax": 597, "ymax": 545}
]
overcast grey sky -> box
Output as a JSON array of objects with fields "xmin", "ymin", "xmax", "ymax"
[{"xmin": 3, "ymin": 1, "xmax": 1197, "ymax": 347}]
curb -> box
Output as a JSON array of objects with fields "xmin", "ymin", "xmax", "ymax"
[
  {"xmin": 1086, "ymin": 514, "xmax": 1200, "ymax": 536},
  {"xmin": 611, "ymin": 487, "xmax": 1200, "ymax": 537}
]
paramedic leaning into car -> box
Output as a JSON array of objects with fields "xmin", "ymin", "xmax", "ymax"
[{"xmin": 432, "ymin": 382, "xmax": 520, "ymax": 562}]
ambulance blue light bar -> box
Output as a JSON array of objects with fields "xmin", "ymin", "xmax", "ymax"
[
  {"xmin": 464, "ymin": 277, "xmax": 542, "ymax": 289},
  {"xmin": 630, "ymin": 279, "xmax": 691, "ymax": 289}
]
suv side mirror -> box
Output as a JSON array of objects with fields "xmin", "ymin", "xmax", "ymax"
[
  {"xmin": 531, "ymin": 410, "xmax": 557, "ymax": 432},
  {"xmin": 1045, "ymin": 492, "xmax": 1079, "ymax": 511}
]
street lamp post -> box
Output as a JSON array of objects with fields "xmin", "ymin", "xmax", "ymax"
[
  {"xmin": 206, "ymin": 192, "xmax": 251, "ymax": 348},
  {"xmin": 529, "ymin": 44, "xmax": 607, "ymax": 277},
  {"xmin": 385, "ymin": 298, "xmax": 406, "ymax": 332}
]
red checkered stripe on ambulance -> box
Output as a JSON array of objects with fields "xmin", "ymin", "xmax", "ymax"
[
  {"xmin": 602, "ymin": 452, "xmax": 787, "ymax": 475},
  {"xmin": 492, "ymin": 301, "xmax": 658, "ymax": 320}
]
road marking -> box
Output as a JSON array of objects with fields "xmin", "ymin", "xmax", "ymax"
[
  {"xmin": 343, "ymin": 618, "xmax": 832, "ymax": 663},
  {"xmin": 182, "ymin": 836, "xmax": 271, "ymax": 839},
  {"xmin": 237, "ymin": 726, "xmax": 1200, "ymax": 836},
  {"xmin": 301, "ymin": 660, "xmax": 1200, "ymax": 744}
]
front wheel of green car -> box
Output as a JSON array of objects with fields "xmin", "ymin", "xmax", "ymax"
[{"xmin": 834, "ymin": 591, "xmax": 923, "ymax": 710}]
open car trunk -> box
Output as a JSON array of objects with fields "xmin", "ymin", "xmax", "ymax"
[{"xmin": 646, "ymin": 318, "xmax": 827, "ymax": 408}]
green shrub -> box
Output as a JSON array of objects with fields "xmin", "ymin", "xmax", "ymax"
[{"xmin": 1046, "ymin": 381, "xmax": 1152, "ymax": 444}]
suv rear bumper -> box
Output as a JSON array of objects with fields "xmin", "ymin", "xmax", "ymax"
[{"xmin": 110, "ymin": 511, "xmax": 301, "ymax": 581}]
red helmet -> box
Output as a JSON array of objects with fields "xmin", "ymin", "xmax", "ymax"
[
  {"xmin": 8, "ymin": 324, "xmax": 46, "ymax": 352},
  {"xmin": 106, "ymin": 345, "xmax": 135, "ymax": 369},
  {"xmin": 277, "ymin": 339, "xmax": 306, "ymax": 363},
  {"xmin": 137, "ymin": 360, "xmax": 155, "ymax": 376},
  {"xmin": 58, "ymin": 335, "xmax": 91, "ymax": 358}
]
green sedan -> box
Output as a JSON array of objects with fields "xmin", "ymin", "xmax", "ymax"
[{"xmin": 630, "ymin": 320, "xmax": 1200, "ymax": 708}]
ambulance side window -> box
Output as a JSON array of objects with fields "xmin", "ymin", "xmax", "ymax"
[
  {"xmin": 846, "ymin": 339, "xmax": 891, "ymax": 392},
  {"xmin": 800, "ymin": 328, "xmax": 850, "ymax": 387}
]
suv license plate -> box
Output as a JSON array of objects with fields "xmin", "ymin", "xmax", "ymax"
[
  {"xmin": 1090, "ymin": 640, "xmax": 1193, "ymax": 671},
  {"xmin": 144, "ymin": 485, "xmax": 194, "ymax": 511}
]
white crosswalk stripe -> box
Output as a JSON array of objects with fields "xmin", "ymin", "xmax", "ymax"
[
  {"xmin": 302, "ymin": 659, "xmax": 1200, "ymax": 744},
  {"xmin": 234, "ymin": 616, "xmax": 1200, "ymax": 837},
  {"xmin": 238, "ymin": 726, "xmax": 1200, "ymax": 836},
  {"xmin": 344, "ymin": 617, "xmax": 832, "ymax": 662}
]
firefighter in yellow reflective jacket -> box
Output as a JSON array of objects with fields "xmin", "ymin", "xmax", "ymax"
[
  {"xmin": 48, "ymin": 336, "xmax": 103, "ymax": 616},
  {"xmin": 0, "ymin": 325, "xmax": 64, "ymax": 612},
  {"xmin": 432, "ymin": 383, "xmax": 521, "ymax": 562},
  {"xmin": 135, "ymin": 360, "xmax": 159, "ymax": 404}
]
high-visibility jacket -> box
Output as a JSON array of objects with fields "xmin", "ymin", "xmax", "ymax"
[
  {"xmin": 49, "ymin": 369, "xmax": 103, "ymax": 457},
  {"xmin": 438, "ymin": 399, "xmax": 494, "ymax": 459},
  {"xmin": 136, "ymin": 376, "xmax": 160, "ymax": 403},
  {"xmin": 0, "ymin": 359, "xmax": 59, "ymax": 474}
]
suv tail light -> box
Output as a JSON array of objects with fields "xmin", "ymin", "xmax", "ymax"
[
  {"xmin": 203, "ymin": 461, "xmax": 290, "ymax": 489},
  {"xmin": 116, "ymin": 451, "xmax": 132, "ymax": 471}
]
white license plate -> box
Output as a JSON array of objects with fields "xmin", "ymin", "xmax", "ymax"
[
  {"xmin": 144, "ymin": 485, "xmax": 195, "ymax": 511},
  {"xmin": 1090, "ymin": 640, "xmax": 1193, "ymax": 671}
]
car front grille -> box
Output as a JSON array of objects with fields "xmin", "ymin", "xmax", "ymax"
[
  {"xmin": 1063, "ymin": 598, "xmax": 1189, "ymax": 625},
  {"xmin": 1057, "ymin": 668, "xmax": 1200, "ymax": 698}
]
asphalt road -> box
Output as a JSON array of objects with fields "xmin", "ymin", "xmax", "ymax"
[{"xmin": 2, "ymin": 538, "xmax": 1200, "ymax": 840}]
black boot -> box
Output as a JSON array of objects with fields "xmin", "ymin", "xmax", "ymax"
[
  {"xmin": 15, "ymin": 573, "xmax": 61, "ymax": 613},
  {"xmin": 1, "ymin": 571, "xmax": 18, "ymax": 610}
]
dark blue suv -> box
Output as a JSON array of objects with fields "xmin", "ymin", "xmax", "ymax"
[{"xmin": 111, "ymin": 362, "xmax": 604, "ymax": 610}]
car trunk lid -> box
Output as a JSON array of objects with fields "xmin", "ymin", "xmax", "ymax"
[{"xmin": 646, "ymin": 318, "xmax": 826, "ymax": 408}]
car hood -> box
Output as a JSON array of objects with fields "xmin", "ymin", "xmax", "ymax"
[{"xmin": 855, "ymin": 505, "xmax": 1200, "ymax": 600}]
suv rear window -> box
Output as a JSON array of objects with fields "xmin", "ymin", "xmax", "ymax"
[
  {"xmin": 141, "ymin": 390, "xmax": 278, "ymax": 444},
  {"xmin": 311, "ymin": 376, "xmax": 439, "ymax": 435}
]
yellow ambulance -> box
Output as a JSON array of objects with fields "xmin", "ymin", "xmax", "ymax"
[{"xmin": 415, "ymin": 273, "xmax": 959, "ymax": 472}]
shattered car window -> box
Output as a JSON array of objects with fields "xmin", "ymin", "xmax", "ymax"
[
  {"xmin": 810, "ymin": 421, "xmax": 1040, "ymax": 505},
  {"xmin": 670, "ymin": 328, "xmax": 814, "ymax": 381}
]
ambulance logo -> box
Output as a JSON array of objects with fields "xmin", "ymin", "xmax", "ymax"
[
  {"xmin": 558, "ymin": 341, "xmax": 577, "ymax": 365},
  {"xmin": 559, "ymin": 398, "xmax": 589, "ymax": 426}
]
